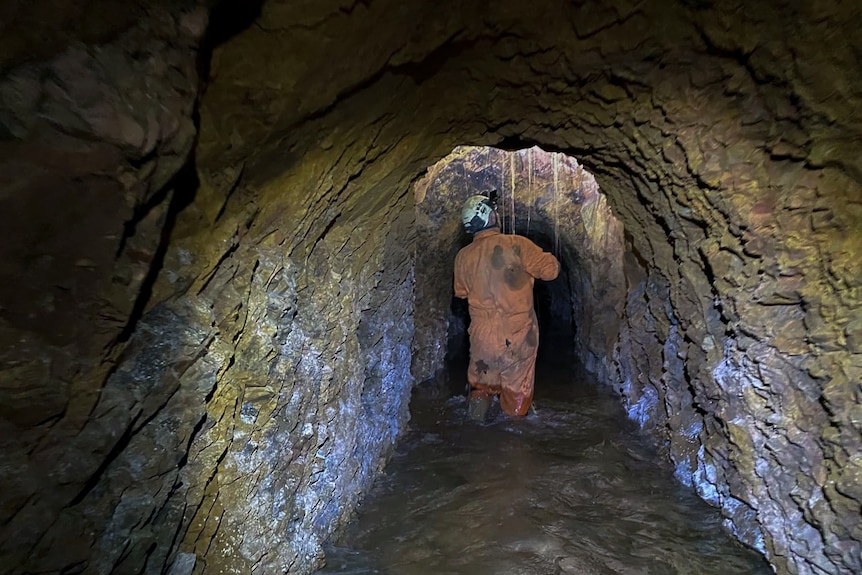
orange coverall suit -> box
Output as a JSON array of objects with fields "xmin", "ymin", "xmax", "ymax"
[{"xmin": 453, "ymin": 228, "xmax": 560, "ymax": 416}]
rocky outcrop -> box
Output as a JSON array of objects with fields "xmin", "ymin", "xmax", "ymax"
[{"xmin": 1, "ymin": 1, "xmax": 860, "ymax": 574}]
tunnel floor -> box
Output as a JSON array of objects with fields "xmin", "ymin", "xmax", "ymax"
[{"xmin": 317, "ymin": 359, "xmax": 772, "ymax": 575}]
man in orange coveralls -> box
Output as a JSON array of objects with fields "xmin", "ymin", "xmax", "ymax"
[{"xmin": 454, "ymin": 191, "xmax": 560, "ymax": 420}]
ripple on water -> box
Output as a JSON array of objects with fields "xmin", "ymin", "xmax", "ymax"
[{"xmin": 319, "ymin": 377, "xmax": 772, "ymax": 575}]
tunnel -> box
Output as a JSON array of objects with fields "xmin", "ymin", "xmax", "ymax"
[
  {"xmin": 414, "ymin": 146, "xmax": 596, "ymax": 398},
  {"xmin": 0, "ymin": 1, "xmax": 860, "ymax": 574}
]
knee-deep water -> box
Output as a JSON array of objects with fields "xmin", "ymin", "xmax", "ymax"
[{"xmin": 317, "ymin": 362, "xmax": 772, "ymax": 575}]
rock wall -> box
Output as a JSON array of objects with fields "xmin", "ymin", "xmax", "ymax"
[
  {"xmin": 0, "ymin": 5, "xmax": 209, "ymax": 572},
  {"xmin": 156, "ymin": 195, "xmax": 415, "ymax": 575},
  {"xmin": 1, "ymin": 0, "xmax": 860, "ymax": 574},
  {"xmin": 2, "ymin": 136, "xmax": 417, "ymax": 574},
  {"xmin": 1, "ymin": 3, "xmax": 419, "ymax": 573}
]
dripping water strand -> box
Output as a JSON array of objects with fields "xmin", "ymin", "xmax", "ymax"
[
  {"xmin": 527, "ymin": 148, "xmax": 533, "ymax": 235},
  {"xmin": 485, "ymin": 146, "xmax": 498, "ymax": 231},
  {"xmin": 497, "ymin": 150, "xmax": 506, "ymax": 233},
  {"xmin": 510, "ymin": 153, "xmax": 516, "ymax": 235},
  {"xmin": 553, "ymin": 152, "xmax": 560, "ymax": 256}
]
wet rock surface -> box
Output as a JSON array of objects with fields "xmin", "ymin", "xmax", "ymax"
[{"xmin": 0, "ymin": 0, "xmax": 860, "ymax": 574}]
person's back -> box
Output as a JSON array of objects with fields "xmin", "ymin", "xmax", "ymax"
[
  {"xmin": 455, "ymin": 228, "xmax": 558, "ymax": 318},
  {"xmin": 453, "ymin": 193, "xmax": 559, "ymax": 418}
]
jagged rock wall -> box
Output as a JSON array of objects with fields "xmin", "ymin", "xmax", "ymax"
[
  {"xmin": 2, "ymin": 142, "xmax": 416, "ymax": 575},
  {"xmin": 1, "ymin": 4, "xmax": 419, "ymax": 573},
  {"xmin": 0, "ymin": 5, "xmax": 209, "ymax": 572},
  {"xmin": 157, "ymin": 196, "xmax": 415, "ymax": 575},
  {"xmin": 1, "ymin": 1, "xmax": 860, "ymax": 574},
  {"xmin": 0, "ymin": 3, "xmax": 205, "ymax": 418}
]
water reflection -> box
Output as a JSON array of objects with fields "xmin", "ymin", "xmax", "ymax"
[{"xmin": 318, "ymin": 370, "xmax": 771, "ymax": 575}]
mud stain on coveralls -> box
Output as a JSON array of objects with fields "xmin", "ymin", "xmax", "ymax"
[
  {"xmin": 504, "ymin": 245, "xmax": 530, "ymax": 289},
  {"xmin": 491, "ymin": 245, "xmax": 505, "ymax": 269},
  {"xmin": 504, "ymin": 263, "xmax": 529, "ymax": 290},
  {"xmin": 526, "ymin": 326, "xmax": 538, "ymax": 348}
]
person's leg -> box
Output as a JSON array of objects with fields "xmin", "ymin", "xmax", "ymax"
[
  {"xmin": 467, "ymin": 388, "xmax": 493, "ymax": 421},
  {"xmin": 467, "ymin": 356, "xmax": 500, "ymax": 422},
  {"xmin": 465, "ymin": 317, "xmax": 509, "ymax": 420},
  {"xmin": 499, "ymin": 348, "xmax": 537, "ymax": 416}
]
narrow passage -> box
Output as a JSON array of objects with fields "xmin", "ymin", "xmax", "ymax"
[{"xmin": 318, "ymin": 361, "xmax": 772, "ymax": 575}]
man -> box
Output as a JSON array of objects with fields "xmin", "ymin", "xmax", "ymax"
[{"xmin": 453, "ymin": 191, "xmax": 560, "ymax": 420}]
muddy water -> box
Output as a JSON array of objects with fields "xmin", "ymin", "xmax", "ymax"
[{"xmin": 318, "ymin": 365, "xmax": 771, "ymax": 575}]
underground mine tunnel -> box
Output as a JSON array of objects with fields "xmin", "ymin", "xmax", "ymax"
[
  {"xmin": 414, "ymin": 147, "xmax": 597, "ymax": 396},
  {"xmin": 0, "ymin": 1, "xmax": 860, "ymax": 574}
]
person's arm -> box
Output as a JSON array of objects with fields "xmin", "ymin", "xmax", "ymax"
[
  {"xmin": 454, "ymin": 251, "xmax": 469, "ymax": 298},
  {"xmin": 522, "ymin": 239, "xmax": 560, "ymax": 280}
]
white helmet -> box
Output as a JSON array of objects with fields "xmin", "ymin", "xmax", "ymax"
[{"xmin": 460, "ymin": 192, "xmax": 498, "ymax": 234}]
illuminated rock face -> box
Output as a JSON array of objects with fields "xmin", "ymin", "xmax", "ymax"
[{"xmin": 0, "ymin": 1, "xmax": 860, "ymax": 574}]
